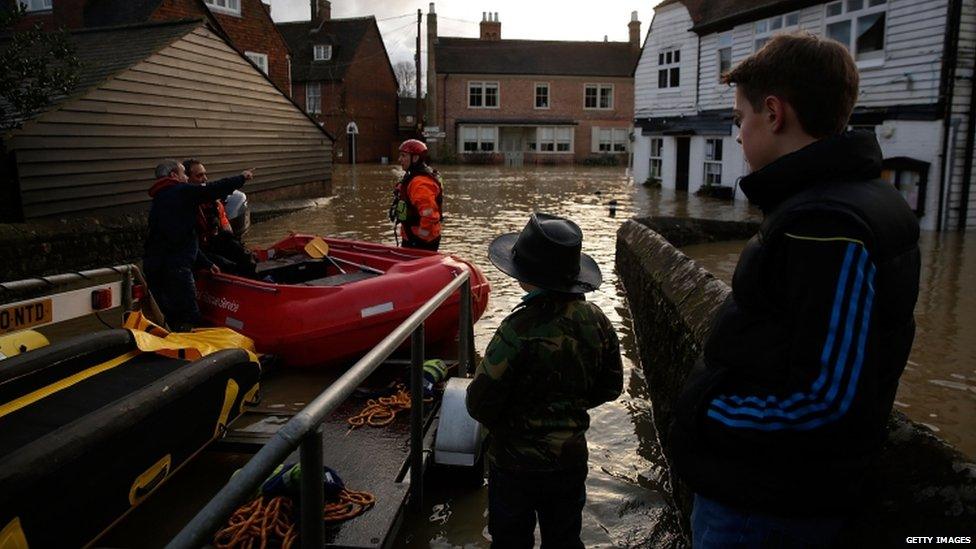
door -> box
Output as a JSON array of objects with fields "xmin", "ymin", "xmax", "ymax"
[
  {"xmin": 500, "ymin": 127, "xmax": 524, "ymax": 167},
  {"xmin": 675, "ymin": 137, "xmax": 690, "ymax": 191}
]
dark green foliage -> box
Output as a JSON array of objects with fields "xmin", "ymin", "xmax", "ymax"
[{"xmin": 0, "ymin": 5, "xmax": 80, "ymax": 133}]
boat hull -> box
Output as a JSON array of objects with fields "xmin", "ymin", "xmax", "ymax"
[
  {"xmin": 196, "ymin": 235, "xmax": 490, "ymax": 367},
  {"xmin": 0, "ymin": 330, "xmax": 260, "ymax": 547}
]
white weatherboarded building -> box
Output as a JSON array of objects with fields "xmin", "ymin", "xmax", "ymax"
[{"xmin": 632, "ymin": 0, "xmax": 975, "ymax": 231}]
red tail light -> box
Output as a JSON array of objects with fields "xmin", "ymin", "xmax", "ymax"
[
  {"xmin": 91, "ymin": 288, "xmax": 113, "ymax": 311},
  {"xmin": 132, "ymin": 284, "xmax": 146, "ymax": 301}
]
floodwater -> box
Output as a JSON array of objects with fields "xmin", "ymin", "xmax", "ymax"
[
  {"xmin": 682, "ymin": 234, "xmax": 976, "ymax": 458},
  {"xmin": 247, "ymin": 164, "xmax": 759, "ymax": 548},
  {"xmin": 249, "ymin": 163, "xmax": 973, "ymax": 546}
]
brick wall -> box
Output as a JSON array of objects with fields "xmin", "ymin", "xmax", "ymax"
[
  {"xmin": 208, "ymin": 0, "xmax": 291, "ymax": 94},
  {"xmin": 151, "ymin": 0, "xmax": 208, "ymax": 21},
  {"xmin": 298, "ymin": 24, "xmax": 399, "ymax": 163},
  {"xmin": 13, "ymin": 0, "xmax": 84, "ymax": 30},
  {"xmin": 151, "ymin": 0, "xmax": 291, "ymax": 94},
  {"xmin": 436, "ymin": 73, "xmax": 634, "ymax": 162}
]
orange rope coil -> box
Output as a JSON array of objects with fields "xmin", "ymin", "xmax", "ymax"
[
  {"xmin": 214, "ymin": 496, "xmax": 297, "ymax": 549},
  {"xmin": 324, "ymin": 489, "xmax": 376, "ymax": 523},
  {"xmin": 347, "ymin": 384, "xmax": 416, "ymax": 428},
  {"xmin": 214, "ymin": 490, "xmax": 376, "ymax": 548}
]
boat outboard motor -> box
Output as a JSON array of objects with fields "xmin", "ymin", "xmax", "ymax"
[{"xmin": 224, "ymin": 190, "xmax": 250, "ymax": 238}]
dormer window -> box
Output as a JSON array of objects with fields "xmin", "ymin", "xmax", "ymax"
[
  {"xmin": 204, "ymin": 0, "xmax": 241, "ymax": 16},
  {"xmin": 21, "ymin": 0, "xmax": 52, "ymax": 12},
  {"xmin": 314, "ymin": 45, "xmax": 333, "ymax": 61}
]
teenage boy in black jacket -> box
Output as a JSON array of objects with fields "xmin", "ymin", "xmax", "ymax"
[
  {"xmin": 670, "ymin": 33, "xmax": 920, "ymax": 547},
  {"xmin": 143, "ymin": 159, "xmax": 253, "ymax": 331}
]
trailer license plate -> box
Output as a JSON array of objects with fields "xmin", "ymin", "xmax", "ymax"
[{"xmin": 0, "ymin": 299, "xmax": 53, "ymax": 334}]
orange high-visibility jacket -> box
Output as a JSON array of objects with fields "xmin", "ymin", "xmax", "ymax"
[{"xmin": 400, "ymin": 174, "xmax": 442, "ymax": 243}]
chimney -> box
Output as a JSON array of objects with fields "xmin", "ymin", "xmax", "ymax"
[
  {"xmin": 629, "ymin": 11, "xmax": 641, "ymax": 49},
  {"xmin": 311, "ymin": 0, "xmax": 331, "ymax": 24},
  {"xmin": 480, "ymin": 10, "xmax": 501, "ymax": 40}
]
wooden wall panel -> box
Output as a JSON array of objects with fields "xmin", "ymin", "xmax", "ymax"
[{"xmin": 9, "ymin": 25, "xmax": 332, "ymax": 220}]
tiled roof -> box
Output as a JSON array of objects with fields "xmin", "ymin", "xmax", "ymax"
[
  {"xmin": 276, "ymin": 17, "xmax": 373, "ymax": 82},
  {"xmin": 434, "ymin": 37, "xmax": 640, "ymax": 77},
  {"xmin": 1, "ymin": 19, "xmax": 203, "ymax": 126}
]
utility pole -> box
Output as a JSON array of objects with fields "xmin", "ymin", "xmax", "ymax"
[{"xmin": 415, "ymin": 8, "xmax": 423, "ymax": 137}]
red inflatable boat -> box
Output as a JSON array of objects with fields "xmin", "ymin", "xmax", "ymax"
[{"xmin": 195, "ymin": 234, "xmax": 490, "ymax": 367}]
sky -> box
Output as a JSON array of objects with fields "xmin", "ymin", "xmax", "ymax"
[{"xmin": 269, "ymin": 0, "xmax": 656, "ymax": 87}]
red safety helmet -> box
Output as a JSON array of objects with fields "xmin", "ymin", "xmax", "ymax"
[{"xmin": 399, "ymin": 139, "xmax": 428, "ymax": 155}]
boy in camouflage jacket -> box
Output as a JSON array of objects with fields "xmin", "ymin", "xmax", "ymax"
[{"xmin": 467, "ymin": 212, "xmax": 623, "ymax": 549}]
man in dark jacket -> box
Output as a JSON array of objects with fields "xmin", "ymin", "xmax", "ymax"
[
  {"xmin": 183, "ymin": 158, "xmax": 257, "ymax": 276},
  {"xmin": 143, "ymin": 159, "xmax": 253, "ymax": 331},
  {"xmin": 670, "ymin": 33, "xmax": 920, "ymax": 547},
  {"xmin": 467, "ymin": 213, "xmax": 623, "ymax": 549}
]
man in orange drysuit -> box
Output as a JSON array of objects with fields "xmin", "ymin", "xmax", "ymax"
[{"xmin": 390, "ymin": 139, "xmax": 443, "ymax": 251}]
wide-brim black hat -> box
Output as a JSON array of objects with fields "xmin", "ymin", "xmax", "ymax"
[{"xmin": 488, "ymin": 212, "xmax": 602, "ymax": 294}]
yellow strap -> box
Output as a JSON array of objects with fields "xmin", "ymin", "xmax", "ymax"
[
  {"xmin": 0, "ymin": 517, "xmax": 28, "ymax": 549},
  {"xmin": 784, "ymin": 233, "xmax": 865, "ymax": 247},
  {"xmin": 0, "ymin": 350, "xmax": 141, "ymax": 420}
]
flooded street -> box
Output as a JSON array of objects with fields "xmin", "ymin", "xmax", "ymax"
[
  {"xmin": 683, "ymin": 234, "xmax": 976, "ymax": 458},
  {"xmin": 248, "ymin": 163, "xmax": 972, "ymax": 546},
  {"xmin": 247, "ymin": 164, "xmax": 757, "ymax": 548}
]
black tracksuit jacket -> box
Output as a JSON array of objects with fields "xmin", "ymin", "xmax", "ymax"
[{"xmin": 670, "ymin": 131, "xmax": 920, "ymax": 515}]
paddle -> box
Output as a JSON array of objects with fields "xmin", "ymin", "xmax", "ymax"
[
  {"xmin": 304, "ymin": 237, "xmax": 346, "ymax": 274},
  {"xmin": 302, "ymin": 237, "xmax": 386, "ymax": 275}
]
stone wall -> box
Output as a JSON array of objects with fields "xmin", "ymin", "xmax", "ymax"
[{"xmin": 616, "ymin": 216, "xmax": 976, "ymax": 546}]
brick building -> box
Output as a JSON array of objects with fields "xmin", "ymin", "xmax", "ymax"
[
  {"xmin": 278, "ymin": 0, "xmax": 399, "ymax": 164},
  {"xmin": 8, "ymin": 0, "xmax": 292, "ymax": 93},
  {"xmin": 426, "ymin": 5, "xmax": 641, "ymax": 165}
]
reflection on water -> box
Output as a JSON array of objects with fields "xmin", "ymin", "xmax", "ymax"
[
  {"xmin": 682, "ymin": 233, "xmax": 976, "ymax": 458},
  {"xmin": 248, "ymin": 164, "xmax": 758, "ymax": 547}
]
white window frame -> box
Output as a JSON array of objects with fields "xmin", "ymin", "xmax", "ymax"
[
  {"xmin": 314, "ymin": 44, "xmax": 332, "ymax": 61},
  {"xmin": 20, "ymin": 0, "xmax": 52, "ymax": 12},
  {"xmin": 716, "ymin": 33, "xmax": 733, "ymax": 83},
  {"xmin": 468, "ymin": 81, "xmax": 500, "ymax": 109},
  {"xmin": 204, "ymin": 0, "xmax": 241, "ymax": 16},
  {"xmin": 595, "ymin": 127, "xmax": 629, "ymax": 153},
  {"xmin": 459, "ymin": 125, "xmax": 498, "ymax": 152},
  {"xmin": 535, "ymin": 126, "xmax": 574, "ymax": 154},
  {"xmin": 649, "ymin": 138, "xmax": 663, "ymax": 180},
  {"xmin": 306, "ymin": 82, "xmax": 321, "ymax": 114},
  {"xmin": 657, "ymin": 49, "xmax": 681, "ymax": 90},
  {"xmin": 824, "ymin": 0, "xmax": 887, "ymax": 67},
  {"xmin": 704, "ymin": 138, "xmax": 724, "ymax": 186},
  {"xmin": 245, "ymin": 51, "xmax": 268, "ymax": 75},
  {"xmin": 584, "ymin": 83, "xmax": 614, "ymax": 110},
  {"xmin": 753, "ymin": 11, "xmax": 800, "ymax": 51},
  {"xmin": 534, "ymin": 82, "xmax": 550, "ymax": 110}
]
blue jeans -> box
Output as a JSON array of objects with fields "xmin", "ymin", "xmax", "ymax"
[
  {"xmin": 692, "ymin": 494, "xmax": 845, "ymax": 548},
  {"xmin": 488, "ymin": 465, "xmax": 587, "ymax": 549}
]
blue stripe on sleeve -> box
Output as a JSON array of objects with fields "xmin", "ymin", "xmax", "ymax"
[{"xmin": 705, "ymin": 242, "xmax": 876, "ymax": 430}]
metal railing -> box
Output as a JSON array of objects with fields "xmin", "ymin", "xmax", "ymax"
[{"xmin": 167, "ymin": 269, "xmax": 475, "ymax": 549}]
